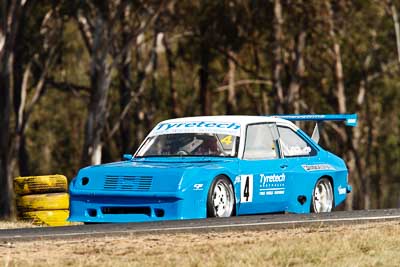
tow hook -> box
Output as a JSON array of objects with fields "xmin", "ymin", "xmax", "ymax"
[{"xmin": 297, "ymin": 195, "xmax": 307, "ymax": 205}]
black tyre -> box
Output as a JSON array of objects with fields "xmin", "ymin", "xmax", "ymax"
[
  {"xmin": 311, "ymin": 178, "xmax": 334, "ymax": 213},
  {"xmin": 207, "ymin": 176, "xmax": 235, "ymax": 217}
]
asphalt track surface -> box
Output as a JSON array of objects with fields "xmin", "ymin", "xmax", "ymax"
[{"xmin": 1, "ymin": 209, "xmax": 400, "ymax": 242}]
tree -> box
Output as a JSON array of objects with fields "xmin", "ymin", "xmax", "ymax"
[
  {"xmin": 0, "ymin": 0, "xmax": 63, "ymax": 219},
  {"xmin": 0, "ymin": 0, "xmax": 22, "ymax": 219},
  {"xmin": 75, "ymin": 1, "xmax": 163, "ymax": 166}
]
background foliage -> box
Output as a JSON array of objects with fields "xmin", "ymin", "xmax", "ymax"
[{"xmin": 1, "ymin": 0, "xmax": 399, "ymax": 218}]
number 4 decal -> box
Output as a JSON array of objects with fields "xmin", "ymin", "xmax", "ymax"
[
  {"xmin": 220, "ymin": 135, "xmax": 232, "ymax": 145},
  {"xmin": 240, "ymin": 175, "xmax": 253, "ymax": 203}
]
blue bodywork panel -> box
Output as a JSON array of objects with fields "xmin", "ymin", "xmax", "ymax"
[{"xmin": 69, "ymin": 115, "xmax": 355, "ymax": 223}]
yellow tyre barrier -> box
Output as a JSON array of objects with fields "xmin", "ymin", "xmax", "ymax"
[
  {"xmin": 19, "ymin": 210, "xmax": 70, "ymax": 226},
  {"xmin": 14, "ymin": 175, "xmax": 68, "ymax": 195},
  {"xmin": 16, "ymin": 193, "xmax": 69, "ymax": 211}
]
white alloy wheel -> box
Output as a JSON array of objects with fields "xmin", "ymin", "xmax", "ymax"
[
  {"xmin": 311, "ymin": 178, "xmax": 333, "ymax": 213},
  {"xmin": 207, "ymin": 176, "xmax": 234, "ymax": 217}
]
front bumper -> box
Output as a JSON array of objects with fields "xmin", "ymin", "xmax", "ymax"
[{"xmin": 68, "ymin": 190, "xmax": 205, "ymax": 223}]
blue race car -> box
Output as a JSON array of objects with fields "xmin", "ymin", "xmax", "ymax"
[{"xmin": 68, "ymin": 114, "xmax": 357, "ymax": 223}]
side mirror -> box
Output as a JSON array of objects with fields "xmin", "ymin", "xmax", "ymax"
[{"xmin": 123, "ymin": 154, "xmax": 133, "ymax": 161}]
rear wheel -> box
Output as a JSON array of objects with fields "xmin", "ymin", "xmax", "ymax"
[
  {"xmin": 207, "ymin": 176, "xmax": 234, "ymax": 217},
  {"xmin": 311, "ymin": 178, "xmax": 334, "ymax": 213}
]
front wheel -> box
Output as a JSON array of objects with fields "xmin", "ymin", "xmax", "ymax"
[
  {"xmin": 311, "ymin": 178, "xmax": 334, "ymax": 213},
  {"xmin": 207, "ymin": 176, "xmax": 235, "ymax": 217}
]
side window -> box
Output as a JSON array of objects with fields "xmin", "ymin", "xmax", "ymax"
[
  {"xmin": 278, "ymin": 126, "xmax": 316, "ymax": 157},
  {"xmin": 244, "ymin": 124, "xmax": 278, "ymax": 160}
]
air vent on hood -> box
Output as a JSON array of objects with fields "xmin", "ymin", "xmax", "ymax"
[{"xmin": 104, "ymin": 175, "xmax": 152, "ymax": 191}]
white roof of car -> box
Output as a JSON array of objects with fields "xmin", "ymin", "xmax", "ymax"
[
  {"xmin": 147, "ymin": 115, "xmax": 298, "ymax": 137},
  {"xmin": 161, "ymin": 115, "xmax": 294, "ymax": 126}
]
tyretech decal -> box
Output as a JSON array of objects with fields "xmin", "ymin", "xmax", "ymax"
[
  {"xmin": 302, "ymin": 164, "xmax": 335, "ymax": 171},
  {"xmin": 259, "ymin": 173, "xmax": 286, "ymax": 196},
  {"xmin": 149, "ymin": 121, "xmax": 241, "ymax": 136}
]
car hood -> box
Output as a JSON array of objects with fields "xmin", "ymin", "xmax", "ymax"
[{"xmin": 72, "ymin": 157, "xmax": 236, "ymax": 192}]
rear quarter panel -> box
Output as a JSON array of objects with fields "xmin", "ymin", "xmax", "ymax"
[{"xmin": 285, "ymin": 150, "xmax": 348, "ymax": 213}]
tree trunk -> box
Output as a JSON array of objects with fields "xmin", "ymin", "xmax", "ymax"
[
  {"xmin": 287, "ymin": 31, "xmax": 307, "ymax": 114},
  {"xmin": 0, "ymin": 1, "xmax": 59, "ymax": 218},
  {"xmin": 253, "ymin": 43, "xmax": 270, "ymax": 114},
  {"xmin": 386, "ymin": 0, "xmax": 400, "ymax": 64},
  {"xmin": 118, "ymin": 52, "xmax": 132, "ymax": 154},
  {"xmin": 226, "ymin": 51, "xmax": 237, "ymax": 115},
  {"xmin": 325, "ymin": 0, "xmax": 368, "ymax": 210},
  {"xmin": 18, "ymin": 135, "xmax": 29, "ymax": 176},
  {"xmin": 148, "ymin": 30, "xmax": 160, "ymax": 123},
  {"xmin": 327, "ymin": 2, "xmax": 346, "ymax": 114},
  {"xmin": 272, "ymin": 0, "xmax": 285, "ymax": 114},
  {"xmin": 0, "ymin": 0, "xmax": 24, "ymax": 220},
  {"xmin": 118, "ymin": 8, "xmax": 133, "ymax": 155},
  {"xmin": 0, "ymin": 71, "xmax": 15, "ymax": 219},
  {"xmin": 199, "ymin": 21, "xmax": 211, "ymax": 116},
  {"xmin": 13, "ymin": 41, "xmax": 26, "ymax": 176},
  {"xmin": 333, "ymin": 41, "xmax": 346, "ymax": 114},
  {"xmin": 131, "ymin": 31, "xmax": 148, "ymax": 151},
  {"xmin": 163, "ymin": 34, "xmax": 179, "ymax": 118},
  {"xmin": 199, "ymin": 42, "xmax": 211, "ymax": 115},
  {"xmin": 81, "ymin": 15, "xmax": 112, "ymax": 166}
]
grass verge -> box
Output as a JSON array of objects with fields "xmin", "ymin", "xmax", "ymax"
[
  {"xmin": 1, "ymin": 221, "xmax": 400, "ymax": 266},
  {"xmin": 0, "ymin": 221, "xmax": 37, "ymax": 229}
]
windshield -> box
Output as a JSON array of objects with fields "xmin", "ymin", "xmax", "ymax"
[{"xmin": 136, "ymin": 133, "xmax": 239, "ymax": 157}]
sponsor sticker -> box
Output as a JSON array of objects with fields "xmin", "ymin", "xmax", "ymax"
[
  {"xmin": 302, "ymin": 164, "xmax": 335, "ymax": 171},
  {"xmin": 338, "ymin": 185, "xmax": 347, "ymax": 195},
  {"xmin": 149, "ymin": 121, "xmax": 241, "ymax": 136},
  {"xmin": 259, "ymin": 173, "xmax": 286, "ymax": 196},
  {"xmin": 193, "ymin": 184, "xmax": 204, "ymax": 191}
]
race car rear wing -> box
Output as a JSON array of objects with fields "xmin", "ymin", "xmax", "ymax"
[{"xmin": 270, "ymin": 114, "xmax": 358, "ymax": 143}]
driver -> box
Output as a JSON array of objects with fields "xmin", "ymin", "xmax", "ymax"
[
  {"xmin": 194, "ymin": 135, "xmax": 220, "ymax": 155},
  {"xmin": 178, "ymin": 135, "xmax": 204, "ymax": 154},
  {"xmin": 177, "ymin": 134, "xmax": 221, "ymax": 156}
]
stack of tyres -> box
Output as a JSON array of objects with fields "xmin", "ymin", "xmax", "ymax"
[{"xmin": 14, "ymin": 175, "xmax": 70, "ymax": 226}]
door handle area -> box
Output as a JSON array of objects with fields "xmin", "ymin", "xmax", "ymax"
[{"xmin": 280, "ymin": 164, "xmax": 288, "ymax": 169}]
